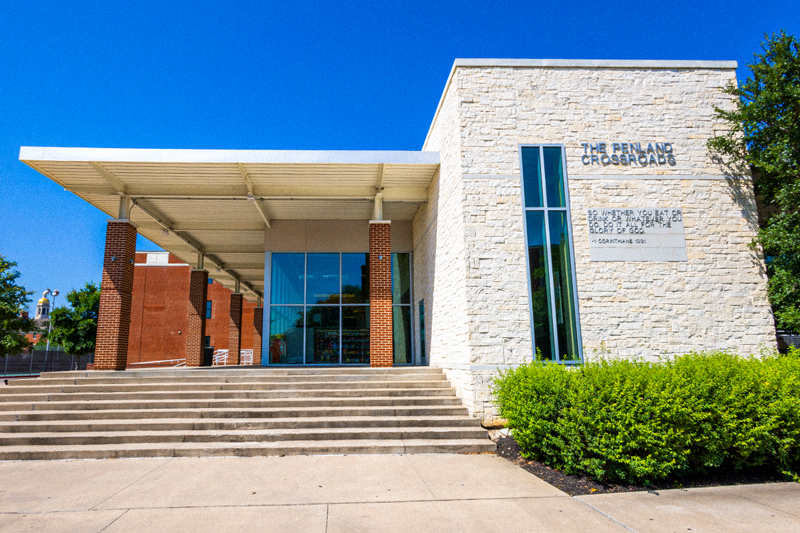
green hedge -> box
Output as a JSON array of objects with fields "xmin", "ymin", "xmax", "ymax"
[{"xmin": 492, "ymin": 350, "xmax": 800, "ymax": 484}]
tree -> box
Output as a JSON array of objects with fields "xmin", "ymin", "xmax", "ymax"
[
  {"xmin": 0, "ymin": 256, "xmax": 36, "ymax": 358},
  {"xmin": 45, "ymin": 283, "xmax": 100, "ymax": 368},
  {"xmin": 708, "ymin": 30, "xmax": 800, "ymax": 331}
]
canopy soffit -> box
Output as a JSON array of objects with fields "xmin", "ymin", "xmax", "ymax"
[{"xmin": 20, "ymin": 147, "xmax": 440, "ymax": 301}]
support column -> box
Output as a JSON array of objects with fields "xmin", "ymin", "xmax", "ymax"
[
  {"xmin": 185, "ymin": 269, "xmax": 209, "ymax": 367},
  {"xmin": 228, "ymin": 293, "xmax": 243, "ymax": 365},
  {"xmin": 369, "ymin": 221, "xmax": 393, "ymax": 367},
  {"xmin": 253, "ymin": 307, "xmax": 263, "ymax": 365},
  {"xmin": 95, "ymin": 220, "xmax": 137, "ymax": 371}
]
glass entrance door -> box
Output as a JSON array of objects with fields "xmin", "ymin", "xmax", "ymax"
[
  {"xmin": 266, "ymin": 252, "xmax": 412, "ymax": 365},
  {"xmin": 268, "ymin": 252, "xmax": 369, "ymax": 365}
]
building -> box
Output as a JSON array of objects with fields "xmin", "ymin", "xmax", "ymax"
[
  {"xmin": 20, "ymin": 59, "xmax": 775, "ymax": 420},
  {"xmin": 127, "ymin": 251, "xmax": 259, "ymax": 368}
]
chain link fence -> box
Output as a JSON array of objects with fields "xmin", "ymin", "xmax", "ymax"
[{"xmin": 1, "ymin": 348, "xmax": 95, "ymax": 377}]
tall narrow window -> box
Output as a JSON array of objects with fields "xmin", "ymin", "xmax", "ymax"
[
  {"xmin": 205, "ymin": 300, "xmax": 212, "ymax": 319},
  {"xmin": 392, "ymin": 253, "xmax": 413, "ymax": 364},
  {"xmin": 520, "ymin": 145, "xmax": 582, "ymax": 362},
  {"xmin": 418, "ymin": 299, "xmax": 426, "ymax": 365}
]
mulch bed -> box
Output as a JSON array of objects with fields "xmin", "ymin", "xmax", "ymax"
[{"xmin": 494, "ymin": 435, "xmax": 788, "ymax": 496}]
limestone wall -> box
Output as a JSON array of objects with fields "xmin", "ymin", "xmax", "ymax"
[
  {"xmin": 417, "ymin": 62, "xmax": 775, "ymax": 421},
  {"xmin": 413, "ymin": 77, "xmax": 473, "ymax": 406}
]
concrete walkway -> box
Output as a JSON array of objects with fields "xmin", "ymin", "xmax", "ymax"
[{"xmin": 0, "ymin": 454, "xmax": 798, "ymax": 532}]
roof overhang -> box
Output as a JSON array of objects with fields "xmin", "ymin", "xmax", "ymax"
[{"xmin": 20, "ymin": 147, "xmax": 440, "ymax": 301}]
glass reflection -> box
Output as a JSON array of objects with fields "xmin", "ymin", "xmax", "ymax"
[
  {"xmin": 271, "ymin": 254, "xmax": 304, "ymax": 305},
  {"xmin": 342, "ymin": 306, "xmax": 369, "ymax": 364},
  {"xmin": 521, "ymin": 147, "xmax": 543, "ymax": 208},
  {"xmin": 549, "ymin": 212, "xmax": 580, "ymax": 361},
  {"xmin": 392, "ymin": 253, "xmax": 411, "ymax": 304},
  {"xmin": 342, "ymin": 254, "xmax": 369, "ymax": 303},
  {"xmin": 526, "ymin": 211, "xmax": 555, "ymax": 360},
  {"xmin": 544, "ymin": 147, "xmax": 566, "ymax": 208},
  {"xmin": 269, "ymin": 306, "xmax": 304, "ymax": 364},
  {"xmin": 305, "ymin": 306, "xmax": 340, "ymax": 364},
  {"xmin": 393, "ymin": 306, "xmax": 412, "ymax": 364},
  {"xmin": 307, "ymin": 254, "xmax": 340, "ymax": 304}
]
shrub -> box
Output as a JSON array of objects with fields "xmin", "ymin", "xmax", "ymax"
[{"xmin": 492, "ymin": 350, "xmax": 800, "ymax": 484}]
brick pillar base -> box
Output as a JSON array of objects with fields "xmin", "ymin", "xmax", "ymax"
[
  {"xmin": 228, "ymin": 293, "xmax": 243, "ymax": 365},
  {"xmin": 369, "ymin": 221, "xmax": 393, "ymax": 367},
  {"xmin": 186, "ymin": 269, "xmax": 208, "ymax": 367},
  {"xmin": 253, "ymin": 307, "xmax": 263, "ymax": 366},
  {"xmin": 95, "ymin": 220, "xmax": 137, "ymax": 371}
]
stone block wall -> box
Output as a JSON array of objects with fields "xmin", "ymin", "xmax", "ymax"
[{"xmin": 416, "ymin": 61, "xmax": 775, "ymax": 421}]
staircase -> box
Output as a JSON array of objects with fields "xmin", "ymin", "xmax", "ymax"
[{"xmin": 0, "ymin": 367, "xmax": 495, "ymax": 460}]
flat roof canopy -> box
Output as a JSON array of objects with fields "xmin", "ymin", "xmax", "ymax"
[{"xmin": 20, "ymin": 147, "xmax": 440, "ymax": 301}]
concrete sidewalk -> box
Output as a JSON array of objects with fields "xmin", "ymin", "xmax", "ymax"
[{"xmin": 0, "ymin": 454, "xmax": 798, "ymax": 532}]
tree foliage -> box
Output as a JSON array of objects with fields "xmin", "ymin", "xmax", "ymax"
[
  {"xmin": 46, "ymin": 283, "xmax": 100, "ymax": 364},
  {"xmin": 708, "ymin": 31, "xmax": 800, "ymax": 331},
  {"xmin": 0, "ymin": 256, "xmax": 36, "ymax": 358}
]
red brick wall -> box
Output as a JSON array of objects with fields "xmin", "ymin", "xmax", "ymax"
[
  {"xmin": 369, "ymin": 222, "xmax": 393, "ymax": 367},
  {"xmin": 96, "ymin": 221, "xmax": 137, "ymax": 371},
  {"xmin": 127, "ymin": 256, "xmax": 191, "ymax": 364},
  {"xmin": 127, "ymin": 256, "xmax": 257, "ymax": 367},
  {"xmin": 185, "ymin": 269, "xmax": 208, "ymax": 367}
]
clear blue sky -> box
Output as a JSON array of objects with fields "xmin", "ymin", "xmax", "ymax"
[{"xmin": 1, "ymin": 0, "xmax": 798, "ymax": 313}]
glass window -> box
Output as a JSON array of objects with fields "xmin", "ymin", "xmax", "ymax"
[
  {"xmin": 549, "ymin": 212, "xmax": 580, "ymax": 361},
  {"xmin": 269, "ymin": 306, "xmax": 304, "ymax": 364},
  {"xmin": 543, "ymin": 147, "xmax": 566, "ymax": 208},
  {"xmin": 306, "ymin": 253, "xmax": 340, "ymax": 304},
  {"xmin": 342, "ymin": 306, "xmax": 369, "ymax": 363},
  {"xmin": 306, "ymin": 306, "xmax": 340, "ymax": 364},
  {"xmin": 271, "ymin": 253, "xmax": 304, "ymax": 304},
  {"xmin": 205, "ymin": 300, "xmax": 212, "ymax": 319},
  {"xmin": 418, "ymin": 300, "xmax": 426, "ymax": 365},
  {"xmin": 520, "ymin": 145, "xmax": 582, "ymax": 363},
  {"xmin": 393, "ymin": 306, "xmax": 412, "ymax": 364},
  {"xmin": 392, "ymin": 253, "xmax": 411, "ymax": 304},
  {"xmin": 521, "ymin": 146, "xmax": 543, "ymax": 208},
  {"xmin": 342, "ymin": 253, "xmax": 369, "ymax": 304},
  {"xmin": 266, "ymin": 252, "xmax": 413, "ymax": 365},
  {"xmin": 526, "ymin": 211, "xmax": 555, "ymax": 360}
]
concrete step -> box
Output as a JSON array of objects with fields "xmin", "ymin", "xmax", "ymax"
[
  {"xmin": 0, "ymin": 415, "xmax": 483, "ymax": 433},
  {"xmin": 0, "ymin": 438, "xmax": 496, "ymax": 460},
  {"xmin": 0, "ymin": 426, "xmax": 489, "ymax": 446},
  {"xmin": 0, "ymin": 380, "xmax": 451, "ymax": 395},
  {"xmin": 0, "ymin": 396, "xmax": 463, "ymax": 412},
  {"xmin": 0, "ymin": 367, "xmax": 492, "ymax": 459},
  {"xmin": 9, "ymin": 404, "xmax": 470, "ymax": 422},
  {"xmin": 19, "ymin": 373, "xmax": 449, "ymax": 386},
  {"xmin": 41, "ymin": 367, "xmax": 441, "ymax": 378},
  {"xmin": 0, "ymin": 387, "xmax": 456, "ymax": 403}
]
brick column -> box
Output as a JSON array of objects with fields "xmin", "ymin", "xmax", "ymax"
[
  {"xmin": 369, "ymin": 221, "xmax": 393, "ymax": 367},
  {"xmin": 228, "ymin": 293, "xmax": 243, "ymax": 365},
  {"xmin": 185, "ymin": 269, "xmax": 209, "ymax": 367},
  {"xmin": 253, "ymin": 307, "xmax": 263, "ymax": 365},
  {"xmin": 95, "ymin": 220, "xmax": 137, "ymax": 371}
]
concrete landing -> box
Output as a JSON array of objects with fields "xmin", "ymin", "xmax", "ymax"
[{"xmin": 2, "ymin": 453, "xmax": 798, "ymax": 532}]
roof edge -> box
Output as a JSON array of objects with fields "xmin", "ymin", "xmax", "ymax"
[
  {"xmin": 453, "ymin": 58, "xmax": 738, "ymax": 69},
  {"xmin": 19, "ymin": 147, "xmax": 440, "ymax": 165}
]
